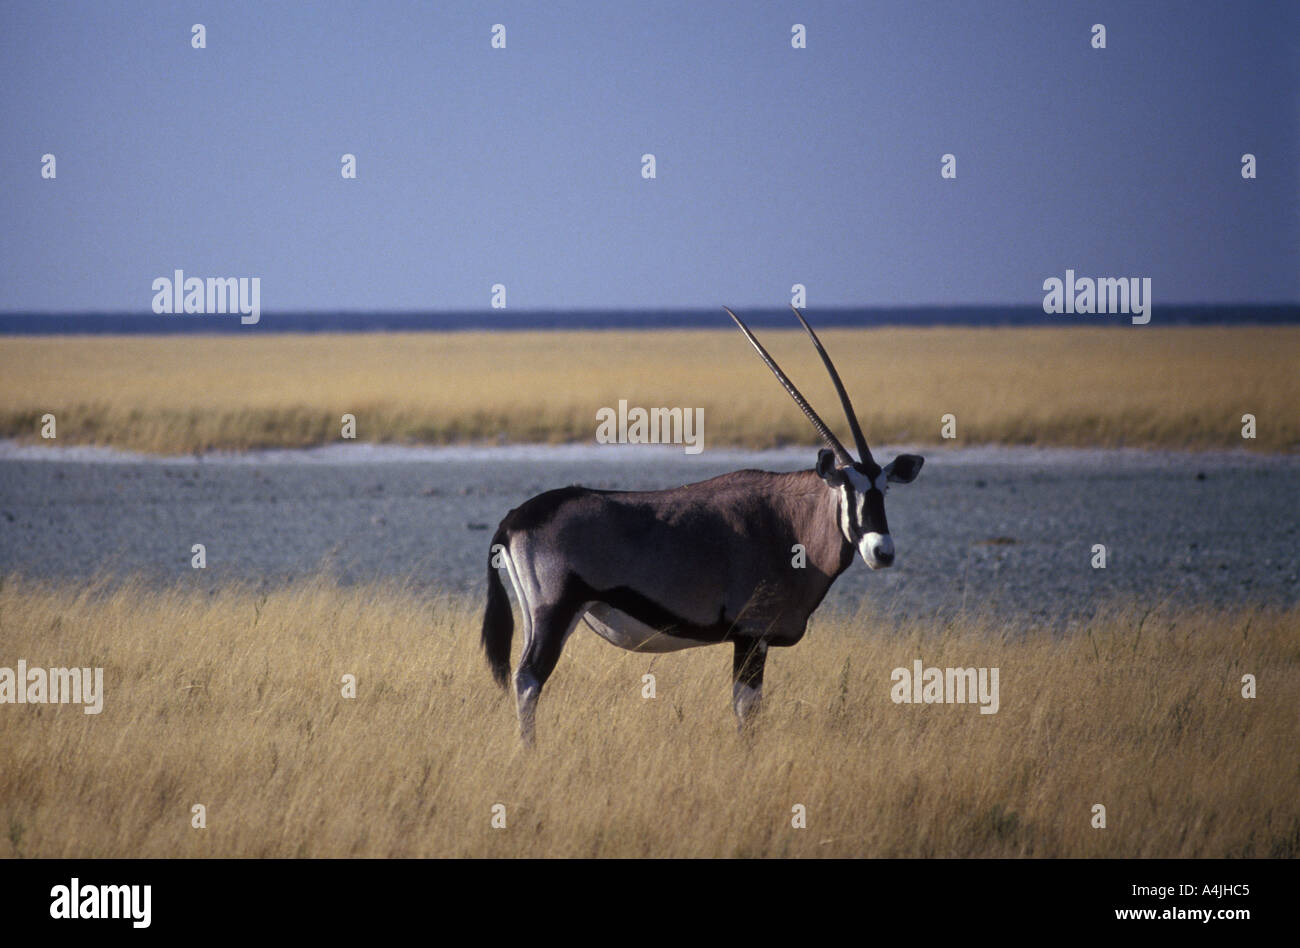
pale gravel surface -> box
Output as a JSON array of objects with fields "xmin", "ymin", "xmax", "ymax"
[{"xmin": 0, "ymin": 441, "xmax": 1295, "ymax": 624}]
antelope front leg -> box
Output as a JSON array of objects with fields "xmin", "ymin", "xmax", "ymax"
[{"xmin": 731, "ymin": 638, "xmax": 768, "ymax": 731}]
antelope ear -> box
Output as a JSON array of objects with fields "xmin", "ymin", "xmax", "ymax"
[
  {"xmin": 884, "ymin": 454, "xmax": 924, "ymax": 484},
  {"xmin": 815, "ymin": 448, "xmax": 843, "ymax": 484}
]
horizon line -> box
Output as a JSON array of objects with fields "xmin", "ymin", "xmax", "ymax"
[{"xmin": 4, "ymin": 302, "xmax": 1299, "ymax": 317}]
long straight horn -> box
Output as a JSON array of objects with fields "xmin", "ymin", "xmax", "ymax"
[
  {"xmin": 723, "ymin": 307, "xmax": 855, "ymax": 466},
  {"xmin": 789, "ymin": 305, "xmax": 874, "ymax": 467}
]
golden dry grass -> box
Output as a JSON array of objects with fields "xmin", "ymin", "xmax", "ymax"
[
  {"xmin": 0, "ymin": 326, "xmax": 1296, "ymax": 454},
  {"xmin": 0, "ymin": 576, "xmax": 1295, "ymax": 858}
]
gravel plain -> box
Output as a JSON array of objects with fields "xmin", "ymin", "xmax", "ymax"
[{"xmin": 0, "ymin": 441, "xmax": 1295, "ymax": 625}]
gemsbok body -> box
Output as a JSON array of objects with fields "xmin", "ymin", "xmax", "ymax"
[{"xmin": 482, "ymin": 307, "xmax": 924, "ymax": 743}]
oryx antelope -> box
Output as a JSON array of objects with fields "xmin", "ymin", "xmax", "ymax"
[{"xmin": 481, "ymin": 306, "xmax": 924, "ymax": 743}]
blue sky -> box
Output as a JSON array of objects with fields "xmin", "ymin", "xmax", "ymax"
[{"xmin": 1, "ymin": 0, "xmax": 1295, "ymax": 312}]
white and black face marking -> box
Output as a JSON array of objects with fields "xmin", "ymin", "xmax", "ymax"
[
  {"xmin": 817, "ymin": 449, "xmax": 924, "ymax": 570},
  {"xmin": 840, "ymin": 465, "xmax": 894, "ymax": 569}
]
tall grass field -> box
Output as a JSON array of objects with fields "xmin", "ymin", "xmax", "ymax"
[
  {"xmin": 2, "ymin": 327, "xmax": 1296, "ymax": 453},
  {"xmin": 1, "ymin": 577, "xmax": 1295, "ymax": 858}
]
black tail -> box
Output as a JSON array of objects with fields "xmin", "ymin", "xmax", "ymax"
[{"xmin": 482, "ymin": 526, "xmax": 514, "ymax": 688}]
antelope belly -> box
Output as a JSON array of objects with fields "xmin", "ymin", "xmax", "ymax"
[{"xmin": 582, "ymin": 604, "xmax": 703, "ymax": 653}]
